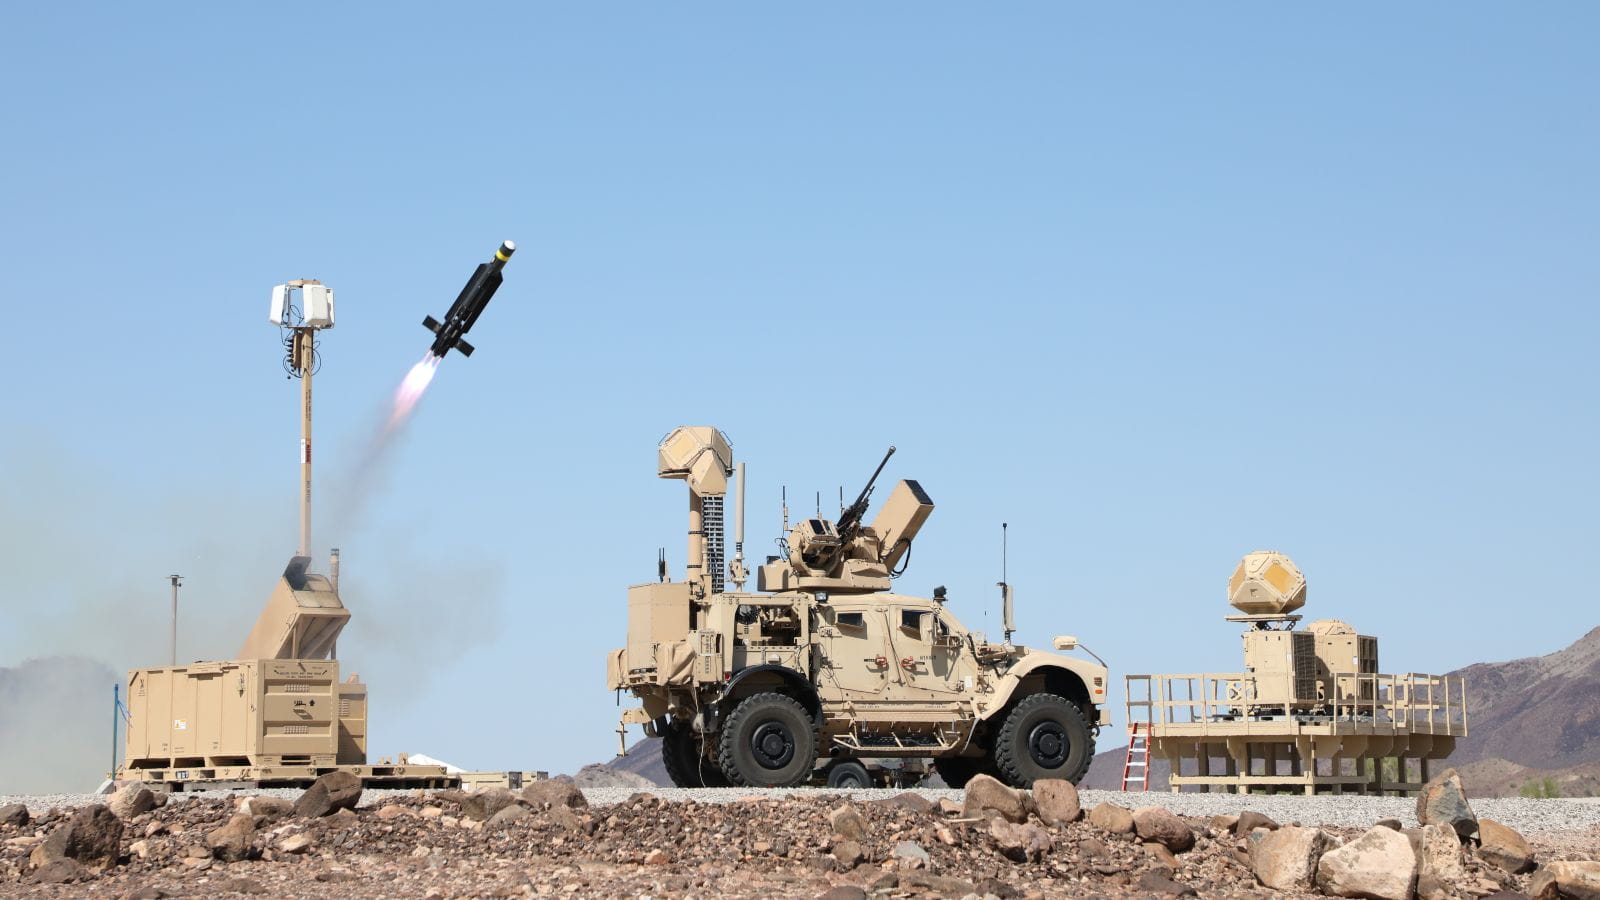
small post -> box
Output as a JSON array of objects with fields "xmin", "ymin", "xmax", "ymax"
[
  {"xmin": 168, "ymin": 574, "xmax": 183, "ymax": 665},
  {"xmin": 111, "ymin": 682, "xmax": 119, "ymax": 782}
]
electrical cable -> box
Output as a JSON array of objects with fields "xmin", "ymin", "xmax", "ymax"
[{"xmin": 888, "ymin": 539, "xmax": 912, "ymax": 577}]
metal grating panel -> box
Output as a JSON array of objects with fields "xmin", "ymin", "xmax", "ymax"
[
  {"xmin": 1292, "ymin": 632, "xmax": 1317, "ymax": 702},
  {"xmin": 703, "ymin": 495, "xmax": 725, "ymax": 595}
]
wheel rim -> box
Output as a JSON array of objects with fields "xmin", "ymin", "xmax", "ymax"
[
  {"xmin": 750, "ymin": 721, "xmax": 795, "ymax": 769},
  {"xmin": 1027, "ymin": 720, "xmax": 1069, "ymax": 768}
]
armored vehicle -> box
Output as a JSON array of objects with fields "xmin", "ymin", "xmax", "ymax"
[{"xmin": 607, "ymin": 427, "xmax": 1110, "ymax": 789}]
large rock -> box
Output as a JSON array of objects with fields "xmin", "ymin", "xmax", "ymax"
[
  {"xmin": 30, "ymin": 858, "xmax": 90, "ymax": 884},
  {"xmin": 107, "ymin": 784, "xmax": 156, "ymax": 820},
  {"xmin": 0, "ymin": 803, "xmax": 29, "ymax": 827},
  {"xmin": 459, "ymin": 788, "xmax": 518, "ymax": 821},
  {"xmin": 1249, "ymin": 825, "xmax": 1334, "ymax": 891},
  {"xmin": 892, "ymin": 840, "xmax": 930, "ymax": 868},
  {"xmin": 292, "ymin": 771, "xmax": 363, "ymax": 818},
  {"xmin": 1317, "ymin": 825, "xmax": 1419, "ymax": 900},
  {"xmin": 1530, "ymin": 860, "xmax": 1600, "ymax": 900},
  {"xmin": 1136, "ymin": 871, "xmax": 1198, "ymax": 896},
  {"xmin": 487, "ymin": 804, "xmax": 531, "ymax": 827},
  {"xmin": 205, "ymin": 813, "xmax": 255, "ymax": 862},
  {"xmin": 1414, "ymin": 822, "xmax": 1465, "ymax": 880},
  {"xmin": 831, "ymin": 839, "xmax": 864, "ymax": 870},
  {"xmin": 1416, "ymin": 768, "xmax": 1478, "ymax": 841},
  {"xmin": 238, "ymin": 796, "xmax": 292, "ymax": 820},
  {"xmin": 829, "ymin": 804, "xmax": 868, "ymax": 841},
  {"xmin": 871, "ymin": 794, "xmax": 934, "ymax": 815},
  {"xmin": 1235, "ymin": 810, "xmax": 1280, "ymax": 834},
  {"xmin": 964, "ymin": 774, "xmax": 1028, "ymax": 823},
  {"xmin": 1032, "ymin": 779, "xmax": 1081, "ymax": 825},
  {"xmin": 1133, "ymin": 807, "xmax": 1195, "ymax": 853},
  {"xmin": 1087, "ymin": 802, "xmax": 1135, "ymax": 834},
  {"xmin": 1207, "ymin": 813, "xmax": 1239, "ymax": 835},
  {"xmin": 520, "ymin": 781, "xmax": 587, "ymax": 810},
  {"xmin": 29, "ymin": 805, "xmax": 123, "ymax": 871},
  {"xmin": 988, "ymin": 818, "xmax": 1052, "ymax": 863},
  {"xmin": 1478, "ymin": 818, "xmax": 1535, "ymax": 875}
]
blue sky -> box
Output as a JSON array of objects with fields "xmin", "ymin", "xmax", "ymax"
[{"xmin": 1, "ymin": 5, "xmax": 1595, "ymax": 778}]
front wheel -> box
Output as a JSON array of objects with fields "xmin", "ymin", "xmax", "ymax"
[
  {"xmin": 992, "ymin": 693, "xmax": 1095, "ymax": 788},
  {"xmin": 717, "ymin": 693, "xmax": 818, "ymax": 787}
]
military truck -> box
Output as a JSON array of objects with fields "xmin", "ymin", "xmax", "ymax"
[{"xmin": 607, "ymin": 427, "xmax": 1110, "ymax": 789}]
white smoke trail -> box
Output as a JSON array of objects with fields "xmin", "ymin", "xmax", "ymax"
[{"xmin": 328, "ymin": 353, "xmax": 445, "ymax": 537}]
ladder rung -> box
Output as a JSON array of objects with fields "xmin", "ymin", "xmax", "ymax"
[{"xmin": 1123, "ymin": 776, "xmax": 1146, "ymax": 782}]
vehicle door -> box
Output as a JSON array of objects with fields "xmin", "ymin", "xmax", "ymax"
[
  {"xmin": 928, "ymin": 610, "xmax": 976, "ymax": 692},
  {"xmin": 816, "ymin": 602, "xmax": 889, "ymax": 699},
  {"xmin": 888, "ymin": 604, "xmax": 956, "ymax": 698}
]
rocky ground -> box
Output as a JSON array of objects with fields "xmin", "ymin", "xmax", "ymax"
[{"xmin": 1, "ymin": 770, "xmax": 1596, "ymax": 899}]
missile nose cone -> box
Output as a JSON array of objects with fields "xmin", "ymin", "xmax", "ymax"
[{"xmin": 495, "ymin": 240, "xmax": 516, "ymax": 262}]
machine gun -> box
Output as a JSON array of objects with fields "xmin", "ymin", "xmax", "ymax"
[{"xmin": 835, "ymin": 446, "xmax": 896, "ymax": 546}]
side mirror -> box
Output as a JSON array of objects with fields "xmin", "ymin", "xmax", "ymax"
[{"xmin": 1052, "ymin": 635, "xmax": 1078, "ymax": 651}]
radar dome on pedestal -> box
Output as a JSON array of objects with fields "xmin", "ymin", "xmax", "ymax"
[{"xmin": 1227, "ymin": 550, "xmax": 1306, "ymax": 615}]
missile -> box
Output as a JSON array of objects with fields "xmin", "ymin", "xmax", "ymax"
[{"xmin": 422, "ymin": 240, "xmax": 516, "ymax": 358}]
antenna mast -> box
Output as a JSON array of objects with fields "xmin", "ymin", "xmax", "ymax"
[
  {"xmin": 269, "ymin": 279, "xmax": 335, "ymax": 560},
  {"xmin": 998, "ymin": 522, "xmax": 1015, "ymax": 644}
]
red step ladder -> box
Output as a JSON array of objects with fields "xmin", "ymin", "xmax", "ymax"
[{"xmin": 1119, "ymin": 722, "xmax": 1150, "ymax": 792}]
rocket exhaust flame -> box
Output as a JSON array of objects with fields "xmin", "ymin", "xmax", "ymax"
[{"xmin": 388, "ymin": 353, "xmax": 442, "ymax": 433}]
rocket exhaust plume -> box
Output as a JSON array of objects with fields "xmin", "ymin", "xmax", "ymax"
[
  {"xmin": 328, "ymin": 352, "xmax": 444, "ymax": 536},
  {"xmin": 389, "ymin": 353, "xmax": 442, "ymax": 433}
]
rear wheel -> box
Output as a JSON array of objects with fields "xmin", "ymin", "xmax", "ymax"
[
  {"xmin": 717, "ymin": 693, "xmax": 818, "ymax": 788},
  {"xmin": 826, "ymin": 760, "xmax": 871, "ymax": 789},
  {"xmin": 992, "ymin": 693, "xmax": 1095, "ymax": 788},
  {"xmin": 659, "ymin": 719, "xmax": 730, "ymax": 788},
  {"xmin": 933, "ymin": 755, "xmax": 998, "ymax": 788}
]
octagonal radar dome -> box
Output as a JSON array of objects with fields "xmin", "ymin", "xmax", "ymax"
[{"xmin": 1227, "ymin": 550, "xmax": 1307, "ymax": 616}]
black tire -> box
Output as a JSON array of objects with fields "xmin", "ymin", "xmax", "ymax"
[
  {"xmin": 933, "ymin": 755, "xmax": 996, "ymax": 788},
  {"xmin": 992, "ymin": 692, "xmax": 1095, "ymax": 788},
  {"xmin": 717, "ymin": 693, "xmax": 818, "ymax": 788},
  {"xmin": 826, "ymin": 760, "xmax": 871, "ymax": 789},
  {"xmin": 659, "ymin": 719, "xmax": 731, "ymax": 788}
]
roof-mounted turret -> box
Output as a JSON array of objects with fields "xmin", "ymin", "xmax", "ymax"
[{"xmin": 758, "ymin": 448, "xmax": 934, "ymax": 595}]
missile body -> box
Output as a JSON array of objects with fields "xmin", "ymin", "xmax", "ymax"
[{"xmin": 423, "ymin": 240, "xmax": 516, "ymax": 357}]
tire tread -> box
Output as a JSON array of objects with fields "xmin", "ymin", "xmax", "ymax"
[{"xmin": 992, "ymin": 692, "xmax": 1095, "ymax": 788}]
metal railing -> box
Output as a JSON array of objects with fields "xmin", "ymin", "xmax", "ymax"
[{"xmin": 1126, "ymin": 672, "xmax": 1468, "ymax": 735}]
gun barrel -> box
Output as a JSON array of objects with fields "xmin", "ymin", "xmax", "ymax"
[{"xmin": 837, "ymin": 445, "xmax": 896, "ymax": 533}]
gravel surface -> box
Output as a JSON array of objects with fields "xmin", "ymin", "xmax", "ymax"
[{"xmin": 6, "ymin": 786, "xmax": 1599, "ymax": 835}]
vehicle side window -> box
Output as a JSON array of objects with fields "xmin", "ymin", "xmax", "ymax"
[
  {"xmin": 836, "ymin": 612, "xmax": 866, "ymax": 631},
  {"xmin": 900, "ymin": 609, "xmax": 929, "ymax": 640}
]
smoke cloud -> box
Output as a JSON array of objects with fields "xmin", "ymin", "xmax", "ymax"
[
  {"xmin": 0, "ymin": 428, "xmax": 503, "ymax": 793},
  {"xmin": 0, "ymin": 657, "xmax": 120, "ymax": 794}
]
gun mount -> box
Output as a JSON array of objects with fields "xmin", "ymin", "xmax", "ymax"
[{"xmin": 759, "ymin": 447, "xmax": 934, "ymax": 595}]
